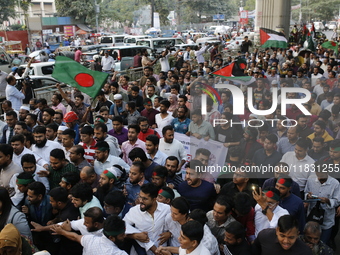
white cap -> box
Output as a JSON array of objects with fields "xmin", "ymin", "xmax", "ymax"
[
  {"xmin": 20, "ymin": 105, "xmax": 30, "ymax": 111},
  {"xmin": 103, "ymin": 166, "xmax": 122, "ymax": 179},
  {"xmin": 33, "ymin": 251, "xmax": 51, "ymax": 255},
  {"xmin": 113, "ymin": 94, "xmax": 123, "ymax": 100},
  {"xmin": 58, "ymin": 126, "xmax": 68, "ymax": 131}
]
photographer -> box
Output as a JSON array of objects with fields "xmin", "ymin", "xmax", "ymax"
[
  {"xmin": 194, "ymin": 42, "xmax": 209, "ymax": 65},
  {"xmin": 141, "ymin": 48, "xmax": 159, "ymax": 68},
  {"xmin": 159, "ymin": 47, "xmax": 170, "ymax": 72},
  {"xmin": 14, "ymin": 57, "xmax": 36, "ymax": 104}
]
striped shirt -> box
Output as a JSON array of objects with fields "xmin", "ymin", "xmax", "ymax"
[{"xmin": 79, "ymin": 139, "xmax": 97, "ymax": 165}]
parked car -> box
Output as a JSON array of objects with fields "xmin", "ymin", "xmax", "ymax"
[
  {"xmin": 0, "ymin": 76, "xmax": 69, "ymax": 106},
  {"xmin": 99, "ymin": 45, "xmax": 153, "ymax": 71},
  {"xmin": 0, "ymin": 47, "xmax": 20, "ymax": 73},
  {"xmin": 19, "ymin": 62, "xmax": 55, "ymax": 77},
  {"xmin": 195, "ymin": 37, "xmax": 221, "ymax": 45},
  {"xmin": 326, "ymin": 21, "xmax": 337, "ymax": 30},
  {"xmin": 136, "ymin": 38, "xmax": 185, "ymax": 53},
  {"xmin": 313, "ymin": 22, "xmax": 325, "ymax": 31},
  {"xmin": 100, "ymin": 35, "xmax": 125, "ymax": 47},
  {"xmin": 123, "ymin": 35, "xmax": 152, "ymax": 46}
]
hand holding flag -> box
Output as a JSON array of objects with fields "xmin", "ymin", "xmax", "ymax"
[{"xmin": 52, "ymin": 56, "xmax": 108, "ymax": 98}]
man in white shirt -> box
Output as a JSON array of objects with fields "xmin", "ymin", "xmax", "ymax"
[
  {"xmin": 51, "ymin": 214, "xmax": 128, "ymax": 255},
  {"xmin": 311, "ymin": 67, "xmax": 324, "ymax": 87},
  {"xmin": 31, "ymin": 126, "xmax": 62, "ymax": 164},
  {"xmin": 10, "ymin": 134, "xmax": 48, "ymax": 169},
  {"xmin": 101, "ymin": 51, "xmax": 115, "ymax": 73},
  {"xmin": 159, "ymin": 48, "xmax": 170, "ymax": 72},
  {"xmin": 253, "ymin": 187, "xmax": 289, "ymax": 237},
  {"xmin": 159, "ymin": 125, "xmax": 187, "ymax": 172},
  {"xmin": 94, "ymin": 141, "xmax": 129, "ymax": 175},
  {"xmin": 194, "ymin": 43, "xmax": 208, "ymax": 64},
  {"xmin": 281, "ymin": 138, "xmax": 315, "ymax": 194},
  {"xmin": 146, "ymin": 134, "xmax": 168, "ymax": 165},
  {"xmin": 155, "ymin": 100, "xmax": 174, "ymax": 132},
  {"xmin": 0, "ymin": 70, "xmax": 8, "ymax": 97},
  {"xmin": 124, "ymin": 183, "xmax": 170, "ymax": 255},
  {"xmin": 5, "ymin": 75, "xmax": 25, "ymax": 111}
]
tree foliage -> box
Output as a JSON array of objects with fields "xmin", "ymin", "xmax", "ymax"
[
  {"xmin": 0, "ymin": 0, "xmax": 17, "ymax": 24},
  {"xmin": 180, "ymin": 0, "xmax": 237, "ymax": 24},
  {"xmin": 243, "ymin": 0, "xmax": 255, "ymax": 11},
  {"xmin": 55, "ymin": 0, "xmax": 95, "ymax": 23}
]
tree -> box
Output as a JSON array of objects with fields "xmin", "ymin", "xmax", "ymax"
[
  {"xmin": 180, "ymin": 0, "xmax": 237, "ymax": 24},
  {"xmin": 0, "ymin": 0, "xmax": 16, "ymax": 24},
  {"xmin": 55, "ymin": 0, "xmax": 95, "ymax": 24},
  {"xmin": 244, "ymin": 0, "xmax": 255, "ymax": 11}
]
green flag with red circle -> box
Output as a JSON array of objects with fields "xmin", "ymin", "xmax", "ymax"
[{"xmin": 52, "ymin": 56, "xmax": 108, "ymax": 98}]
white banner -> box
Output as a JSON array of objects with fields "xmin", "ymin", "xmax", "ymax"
[
  {"xmin": 291, "ymin": 4, "xmax": 301, "ymax": 10},
  {"xmin": 156, "ymin": 130, "xmax": 228, "ymax": 177},
  {"xmin": 174, "ymin": 132, "xmax": 228, "ymax": 168}
]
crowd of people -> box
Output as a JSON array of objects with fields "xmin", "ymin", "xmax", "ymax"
[{"xmin": 0, "ymin": 34, "xmax": 340, "ymax": 255}]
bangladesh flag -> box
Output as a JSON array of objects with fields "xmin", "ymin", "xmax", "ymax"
[
  {"xmin": 52, "ymin": 56, "xmax": 108, "ymax": 98},
  {"xmin": 322, "ymin": 41, "xmax": 339, "ymax": 54},
  {"xmin": 212, "ymin": 58, "xmax": 254, "ymax": 85},
  {"xmin": 260, "ymin": 27, "xmax": 288, "ymax": 49}
]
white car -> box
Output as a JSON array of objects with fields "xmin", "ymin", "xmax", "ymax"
[
  {"xmin": 224, "ymin": 37, "xmax": 244, "ymax": 51},
  {"xmin": 19, "ymin": 62, "xmax": 55, "ymax": 77},
  {"xmin": 313, "ymin": 22, "xmax": 325, "ymax": 31},
  {"xmin": 326, "ymin": 21, "xmax": 337, "ymax": 30}
]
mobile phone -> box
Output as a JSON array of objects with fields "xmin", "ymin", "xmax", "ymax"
[
  {"xmin": 311, "ymin": 194, "xmax": 318, "ymax": 199},
  {"xmin": 251, "ymin": 184, "xmax": 260, "ymax": 194}
]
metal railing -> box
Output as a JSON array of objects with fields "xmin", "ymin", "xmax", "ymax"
[{"xmin": 114, "ymin": 67, "xmax": 144, "ymax": 81}]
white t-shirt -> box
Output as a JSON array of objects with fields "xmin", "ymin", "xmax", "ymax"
[{"xmin": 159, "ymin": 54, "xmax": 170, "ymax": 72}]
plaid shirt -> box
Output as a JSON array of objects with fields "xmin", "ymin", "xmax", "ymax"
[{"xmin": 48, "ymin": 162, "xmax": 78, "ymax": 189}]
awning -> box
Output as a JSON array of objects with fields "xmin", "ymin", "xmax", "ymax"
[
  {"xmin": 76, "ymin": 29, "xmax": 88, "ymax": 35},
  {"xmin": 76, "ymin": 24, "xmax": 93, "ymax": 32}
]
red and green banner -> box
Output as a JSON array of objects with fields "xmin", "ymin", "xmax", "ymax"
[
  {"xmin": 260, "ymin": 27, "xmax": 288, "ymax": 49},
  {"xmin": 322, "ymin": 41, "xmax": 339, "ymax": 54},
  {"xmin": 212, "ymin": 58, "xmax": 252, "ymax": 82},
  {"xmin": 52, "ymin": 56, "xmax": 108, "ymax": 98}
]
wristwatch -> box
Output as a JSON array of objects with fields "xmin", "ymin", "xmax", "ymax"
[{"xmin": 262, "ymin": 205, "xmax": 269, "ymax": 215}]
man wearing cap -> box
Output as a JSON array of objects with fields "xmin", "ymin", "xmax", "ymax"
[
  {"xmin": 95, "ymin": 167, "xmax": 120, "ymax": 205},
  {"xmin": 94, "ymin": 141, "xmax": 129, "ymax": 176},
  {"xmin": 101, "ymin": 51, "xmax": 115, "ymax": 73},
  {"xmin": 64, "ymin": 111, "xmax": 80, "ymax": 145},
  {"xmin": 253, "ymin": 187, "xmax": 289, "ymax": 236},
  {"xmin": 140, "ymin": 98, "xmax": 159, "ymax": 128},
  {"xmin": 109, "ymin": 93, "xmax": 126, "ymax": 119},
  {"xmin": 19, "ymin": 105, "xmax": 29, "ymax": 122},
  {"xmin": 275, "ymin": 176, "xmax": 305, "ymax": 233}
]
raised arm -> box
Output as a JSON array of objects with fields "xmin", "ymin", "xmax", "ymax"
[{"xmin": 56, "ymin": 83, "xmax": 72, "ymax": 104}]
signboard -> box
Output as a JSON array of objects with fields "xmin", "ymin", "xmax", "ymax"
[
  {"xmin": 240, "ymin": 10, "xmax": 248, "ymax": 24},
  {"xmin": 213, "ymin": 14, "xmax": 225, "ymax": 21},
  {"xmin": 63, "ymin": 26, "xmax": 75, "ymax": 36},
  {"xmin": 42, "ymin": 29, "xmax": 53, "ymax": 34}
]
